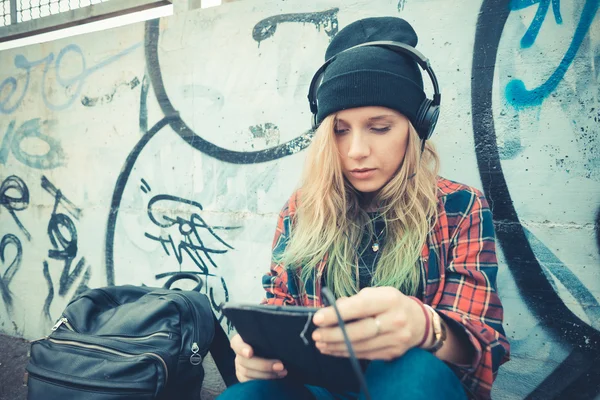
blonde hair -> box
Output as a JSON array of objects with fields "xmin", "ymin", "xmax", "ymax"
[{"xmin": 278, "ymin": 114, "xmax": 440, "ymax": 298}]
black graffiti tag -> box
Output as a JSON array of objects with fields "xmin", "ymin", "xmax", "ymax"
[
  {"xmin": 144, "ymin": 192, "xmax": 238, "ymax": 329},
  {"xmin": 252, "ymin": 8, "xmax": 339, "ymax": 45},
  {"xmin": 41, "ymin": 176, "xmax": 87, "ymax": 298},
  {"xmin": 144, "ymin": 194, "xmax": 238, "ymax": 273},
  {"xmin": 0, "ymin": 175, "xmax": 31, "ymax": 241},
  {"xmin": 0, "ymin": 234, "xmax": 22, "ymax": 313}
]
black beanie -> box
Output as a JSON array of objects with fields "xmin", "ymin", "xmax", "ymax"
[{"xmin": 315, "ymin": 17, "xmax": 426, "ymax": 125}]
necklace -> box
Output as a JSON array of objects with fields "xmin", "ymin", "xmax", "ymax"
[
  {"xmin": 356, "ymin": 218, "xmax": 384, "ymax": 290},
  {"xmin": 371, "ymin": 219, "xmax": 385, "ymax": 252},
  {"xmin": 365, "ymin": 245, "xmax": 380, "ymax": 277},
  {"xmin": 355, "ymin": 217, "xmax": 385, "ymax": 290},
  {"xmin": 356, "ymin": 241, "xmax": 381, "ymax": 290},
  {"xmin": 363, "ymin": 237, "xmax": 382, "ymax": 289}
]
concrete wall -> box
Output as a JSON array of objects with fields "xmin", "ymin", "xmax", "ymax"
[{"xmin": 1, "ymin": 0, "xmax": 599, "ymax": 398}]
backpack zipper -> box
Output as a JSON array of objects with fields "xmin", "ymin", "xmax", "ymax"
[
  {"xmin": 52, "ymin": 317, "xmax": 171, "ymax": 340},
  {"xmin": 52, "ymin": 317, "xmax": 75, "ymax": 332},
  {"xmin": 105, "ymin": 332, "xmax": 171, "ymax": 341},
  {"xmin": 47, "ymin": 338, "xmax": 169, "ymax": 385},
  {"xmin": 26, "ymin": 372, "xmax": 154, "ymax": 394},
  {"xmin": 173, "ymin": 293, "xmax": 202, "ymax": 365}
]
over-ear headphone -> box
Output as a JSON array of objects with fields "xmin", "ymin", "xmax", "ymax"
[{"xmin": 307, "ymin": 40, "xmax": 441, "ymax": 141}]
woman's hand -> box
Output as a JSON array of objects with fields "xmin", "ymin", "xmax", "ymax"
[
  {"xmin": 230, "ymin": 334, "xmax": 288, "ymax": 382},
  {"xmin": 312, "ymin": 287, "xmax": 428, "ymax": 361}
]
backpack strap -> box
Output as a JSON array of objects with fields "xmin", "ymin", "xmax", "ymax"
[
  {"xmin": 161, "ymin": 273, "xmax": 238, "ymax": 387},
  {"xmin": 209, "ymin": 313, "xmax": 238, "ymax": 387}
]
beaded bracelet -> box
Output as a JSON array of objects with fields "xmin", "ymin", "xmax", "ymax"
[
  {"xmin": 408, "ymin": 296, "xmax": 431, "ymax": 348},
  {"xmin": 423, "ymin": 304, "xmax": 447, "ymax": 353}
]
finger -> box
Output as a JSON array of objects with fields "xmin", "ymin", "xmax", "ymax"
[
  {"xmin": 235, "ymin": 357, "xmax": 250, "ymax": 383},
  {"xmin": 323, "ymin": 346, "xmax": 406, "ymax": 361},
  {"xmin": 236, "ymin": 362, "xmax": 288, "ymax": 380},
  {"xmin": 230, "ymin": 334, "xmax": 254, "ymax": 358},
  {"xmin": 314, "ymin": 308, "xmax": 407, "ymax": 344},
  {"xmin": 238, "ymin": 354, "xmax": 285, "ymax": 373},
  {"xmin": 313, "ymin": 297, "xmax": 353, "ymax": 327},
  {"xmin": 313, "ymin": 287, "xmax": 401, "ymax": 326},
  {"xmin": 313, "ymin": 317, "xmax": 379, "ymax": 344},
  {"xmin": 316, "ymin": 332, "xmax": 403, "ymax": 353},
  {"xmin": 235, "ymin": 356, "xmax": 287, "ymax": 378}
]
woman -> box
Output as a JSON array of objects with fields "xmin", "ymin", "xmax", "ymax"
[{"xmin": 219, "ymin": 16, "xmax": 509, "ymax": 400}]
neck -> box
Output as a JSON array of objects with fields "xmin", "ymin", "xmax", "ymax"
[{"xmin": 361, "ymin": 191, "xmax": 379, "ymax": 212}]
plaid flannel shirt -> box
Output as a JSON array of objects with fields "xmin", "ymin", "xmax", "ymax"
[{"xmin": 262, "ymin": 177, "xmax": 510, "ymax": 399}]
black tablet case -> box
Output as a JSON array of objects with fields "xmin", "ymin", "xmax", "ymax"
[{"xmin": 222, "ymin": 304, "xmax": 368, "ymax": 392}]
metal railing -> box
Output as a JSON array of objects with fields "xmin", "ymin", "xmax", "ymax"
[{"xmin": 1, "ymin": 0, "xmax": 111, "ymax": 27}]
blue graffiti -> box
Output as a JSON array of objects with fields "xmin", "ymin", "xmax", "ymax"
[
  {"xmin": 505, "ymin": 0, "xmax": 599, "ymax": 107},
  {"xmin": 0, "ymin": 42, "xmax": 141, "ymax": 115},
  {"xmin": 0, "ymin": 55, "xmax": 47, "ymax": 114},
  {"xmin": 0, "ymin": 119, "xmax": 65, "ymax": 169},
  {"xmin": 510, "ymin": 0, "xmax": 563, "ymax": 48}
]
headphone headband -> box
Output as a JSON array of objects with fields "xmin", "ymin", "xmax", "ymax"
[{"xmin": 308, "ymin": 40, "xmax": 441, "ymax": 133}]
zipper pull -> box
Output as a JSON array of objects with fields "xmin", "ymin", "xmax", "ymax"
[
  {"xmin": 189, "ymin": 342, "xmax": 202, "ymax": 366},
  {"xmin": 51, "ymin": 317, "xmax": 67, "ymax": 331}
]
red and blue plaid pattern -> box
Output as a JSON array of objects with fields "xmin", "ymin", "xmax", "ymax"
[{"xmin": 262, "ymin": 177, "xmax": 510, "ymax": 399}]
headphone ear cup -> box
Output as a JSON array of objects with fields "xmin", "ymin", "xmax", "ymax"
[
  {"xmin": 414, "ymin": 99, "xmax": 431, "ymax": 140},
  {"xmin": 424, "ymin": 105, "xmax": 440, "ymax": 140},
  {"xmin": 415, "ymin": 99, "xmax": 439, "ymax": 140}
]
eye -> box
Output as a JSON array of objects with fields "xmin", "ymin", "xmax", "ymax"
[
  {"xmin": 371, "ymin": 126, "xmax": 391, "ymax": 133},
  {"xmin": 334, "ymin": 127, "xmax": 349, "ymax": 135}
]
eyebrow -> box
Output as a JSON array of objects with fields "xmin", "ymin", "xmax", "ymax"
[
  {"xmin": 336, "ymin": 115, "xmax": 395, "ymax": 123},
  {"xmin": 367, "ymin": 115, "xmax": 395, "ymax": 121}
]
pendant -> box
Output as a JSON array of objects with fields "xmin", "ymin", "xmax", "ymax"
[{"xmin": 372, "ymin": 242, "xmax": 379, "ymax": 252}]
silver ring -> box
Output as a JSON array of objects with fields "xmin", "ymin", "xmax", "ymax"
[{"xmin": 373, "ymin": 317, "xmax": 382, "ymax": 336}]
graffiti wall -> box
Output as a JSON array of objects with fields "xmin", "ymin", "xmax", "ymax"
[{"xmin": 1, "ymin": 0, "xmax": 598, "ymax": 398}]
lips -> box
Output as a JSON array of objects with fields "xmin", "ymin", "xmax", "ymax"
[{"xmin": 349, "ymin": 168, "xmax": 376, "ymax": 179}]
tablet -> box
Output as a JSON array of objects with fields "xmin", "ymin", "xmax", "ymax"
[{"xmin": 222, "ymin": 303, "xmax": 367, "ymax": 392}]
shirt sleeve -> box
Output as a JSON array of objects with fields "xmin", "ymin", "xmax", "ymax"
[
  {"xmin": 435, "ymin": 191, "xmax": 511, "ymax": 399},
  {"xmin": 261, "ymin": 200, "xmax": 298, "ymax": 306}
]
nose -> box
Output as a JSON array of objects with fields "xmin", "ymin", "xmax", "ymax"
[{"xmin": 347, "ymin": 132, "xmax": 370, "ymax": 160}]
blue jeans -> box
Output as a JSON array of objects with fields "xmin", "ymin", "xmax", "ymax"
[{"xmin": 217, "ymin": 348, "xmax": 467, "ymax": 399}]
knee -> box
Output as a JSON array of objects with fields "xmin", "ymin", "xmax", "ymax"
[
  {"xmin": 217, "ymin": 380, "xmax": 275, "ymax": 399},
  {"xmin": 370, "ymin": 348, "xmax": 451, "ymax": 378},
  {"xmin": 217, "ymin": 379, "xmax": 313, "ymax": 400},
  {"xmin": 365, "ymin": 348, "xmax": 466, "ymax": 399}
]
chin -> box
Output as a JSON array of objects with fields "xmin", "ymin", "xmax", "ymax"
[{"xmin": 348, "ymin": 180, "xmax": 384, "ymax": 193}]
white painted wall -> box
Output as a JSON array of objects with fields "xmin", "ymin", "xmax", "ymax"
[{"xmin": 1, "ymin": 0, "xmax": 598, "ymax": 397}]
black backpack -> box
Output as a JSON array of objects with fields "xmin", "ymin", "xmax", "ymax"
[{"xmin": 25, "ymin": 274, "xmax": 237, "ymax": 400}]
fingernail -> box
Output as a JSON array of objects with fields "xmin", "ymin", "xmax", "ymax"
[
  {"xmin": 243, "ymin": 348, "xmax": 251, "ymax": 357},
  {"xmin": 316, "ymin": 341, "xmax": 326, "ymax": 348},
  {"xmin": 272, "ymin": 363, "xmax": 284, "ymax": 372},
  {"xmin": 312, "ymin": 331, "xmax": 321, "ymax": 341},
  {"xmin": 313, "ymin": 312, "xmax": 324, "ymax": 324},
  {"xmin": 278, "ymin": 370, "xmax": 288, "ymax": 377}
]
